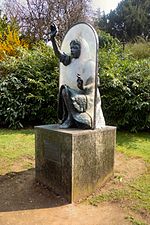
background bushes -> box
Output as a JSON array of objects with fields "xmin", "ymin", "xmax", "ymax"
[
  {"xmin": 125, "ymin": 39, "xmax": 150, "ymax": 60},
  {"xmin": 0, "ymin": 42, "xmax": 59, "ymax": 128},
  {"xmin": 0, "ymin": 16, "xmax": 29, "ymax": 60},
  {"xmin": 99, "ymin": 32, "xmax": 150, "ymax": 131},
  {"xmin": 0, "ymin": 33, "xmax": 150, "ymax": 131}
]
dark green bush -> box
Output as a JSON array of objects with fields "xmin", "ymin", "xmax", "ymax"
[
  {"xmin": 99, "ymin": 32, "xmax": 150, "ymax": 131},
  {"xmin": 0, "ymin": 33, "xmax": 149, "ymax": 131},
  {"xmin": 0, "ymin": 42, "xmax": 59, "ymax": 128}
]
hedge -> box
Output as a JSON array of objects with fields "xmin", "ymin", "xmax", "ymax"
[{"xmin": 0, "ymin": 35, "xmax": 150, "ymax": 131}]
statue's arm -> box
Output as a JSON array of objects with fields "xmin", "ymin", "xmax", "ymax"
[
  {"xmin": 51, "ymin": 36, "xmax": 62, "ymax": 60},
  {"xmin": 49, "ymin": 24, "xmax": 61, "ymax": 59},
  {"xmin": 49, "ymin": 24, "xmax": 71, "ymax": 66}
]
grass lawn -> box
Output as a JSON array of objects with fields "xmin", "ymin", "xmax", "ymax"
[
  {"xmin": 117, "ymin": 131, "xmax": 150, "ymax": 163},
  {"xmin": 0, "ymin": 129, "xmax": 149, "ymax": 174},
  {"xmin": 0, "ymin": 129, "xmax": 34, "ymax": 174},
  {"xmin": 89, "ymin": 130, "xmax": 150, "ymax": 224},
  {"xmin": 0, "ymin": 129, "xmax": 150, "ymax": 224}
]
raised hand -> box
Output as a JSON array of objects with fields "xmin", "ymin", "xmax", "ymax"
[
  {"xmin": 43, "ymin": 23, "xmax": 58, "ymax": 42},
  {"xmin": 50, "ymin": 23, "xmax": 58, "ymax": 38}
]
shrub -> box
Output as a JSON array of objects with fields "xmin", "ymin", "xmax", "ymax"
[
  {"xmin": 0, "ymin": 42, "xmax": 59, "ymax": 128},
  {"xmin": 0, "ymin": 15, "xmax": 28, "ymax": 60},
  {"xmin": 125, "ymin": 39, "xmax": 150, "ymax": 60},
  {"xmin": 99, "ymin": 32, "xmax": 150, "ymax": 131},
  {"xmin": 0, "ymin": 31, "xmax": 150, "ymax": 131},
  {"xmin": 0, "ymin": 26, "xmax": 29, "ymax": 60}
]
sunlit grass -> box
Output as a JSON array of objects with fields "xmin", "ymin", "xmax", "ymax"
[
  {"xmin": 125, "ymin": 216, "xmax": 149, "ymax": 225},
  {"xmin": 0, "ymin": 129, "xmax": 34, "ymax": 174},
  {"xmin": 89, "ymin": 131, "xmax": 150, "ymax": 218},
  {"xmin": 1, "ymin": 129, "xmax": 150, "ymax": 216},
  {"xmin": 116, "ymin": 131, "xmax": 150, "ymax": 163},
  {"xmin": 89, "ymin": 173, "xmax": 150, "ymax": 214},
  {"xmin": 129, "ymin": 174, "xmax": 150, "ymax": 213}
]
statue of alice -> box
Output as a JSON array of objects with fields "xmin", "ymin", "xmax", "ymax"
[{"xmin": 49, "ymin": 23, "xmax": 105, "ymax": 129}]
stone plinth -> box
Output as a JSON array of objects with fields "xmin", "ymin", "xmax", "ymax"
[{"xmin": 35, "ymin": 124, "xmax": 116, "ymax": 202}]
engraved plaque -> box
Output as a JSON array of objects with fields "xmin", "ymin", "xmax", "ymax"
[{"xmin": 44, "ymin": 139, "xmax": 60, "ymax": 163}]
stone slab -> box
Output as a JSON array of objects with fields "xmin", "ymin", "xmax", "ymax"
[{"xmin": 35, "ymin": 124, "xmax": 116, "ymax": 202}]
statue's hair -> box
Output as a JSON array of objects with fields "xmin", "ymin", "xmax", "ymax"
[{"xmin": 70, "ymin": 39, "xmax": 81, "ymax": 47}]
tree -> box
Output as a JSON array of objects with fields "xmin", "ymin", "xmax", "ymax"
[
  {"xmin": 95, "ymin": 0, "xmax": 150, "ymax": 41},
  {"xmin": 4, "ymin": 0, "xmax": 92, "ymax": 43},
  {"xmin": 0, "ymin": 11, "xmax": 28, "ymax": 60}
]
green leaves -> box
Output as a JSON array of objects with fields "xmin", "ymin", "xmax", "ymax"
[
  {"xmin": 0, "ymin": 42, "xmax": 59, "ymax": 128},
  {"xmin": 99, "ymin": 0, "xmax": 150, "ymax": 41},
  {"xmin": 0, "ymin": 34, "xmax": 149, "ymax": 131},
  {"xmin": 99, "ymin": 33, "xmax": 150, "ymax": 131}
]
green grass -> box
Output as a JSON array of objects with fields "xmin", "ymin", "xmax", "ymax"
[
  {"xmin": 125, "ymin": 216, "xmax": 149, "ymax": 225},
  {"xmin": 129, "ymin": 174, "xmax": 150, "ymax": 212},
  {"xmin": 89, "ymin": 173, "xmax": 150, "ymax": 212},
  {"xmin": 116, "ymin": 131, "xmax": 150, "ymax": 163},
  {"xmin": 1, "ymin": 129, "xmax": 150, "ymax": 216},
  {"xmin": 89, "ymin": 174, "xmax": 150, "ymax": 213},
  {"xmin": 0, "ymin": 129, "xmax": 34, "ymax": 174},
  {"xmin": 89, "ymin": 189, "xmax": 128, "ymax": 206},
  {"xmin": 89, "ymin": 131, "xmax": 150, "ymax": 218}
]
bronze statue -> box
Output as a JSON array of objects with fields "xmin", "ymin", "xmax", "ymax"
[{"xmin": 49, "ymin": 23, "xmax": 105, "ymax": 129}]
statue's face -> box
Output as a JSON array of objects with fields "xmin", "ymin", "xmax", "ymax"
[{"xmin": 70, "ymin": 42, "xmax": 81, "ymax": 59}]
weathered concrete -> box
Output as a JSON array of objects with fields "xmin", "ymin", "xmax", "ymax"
[{"xmin": 35, "ymin": 124, "xmax": 116, "ymax": 202}]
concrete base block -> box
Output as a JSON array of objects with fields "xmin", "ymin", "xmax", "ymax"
[{"xmin": 35, "ymin": 124, "xmax": 116, "ymax": 202}]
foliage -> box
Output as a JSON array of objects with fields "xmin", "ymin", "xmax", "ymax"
[
  {"xmin": 99, "ymin": 32, "xmax": 150, "ymax": 131},
  {"xmin": 95, "ymin": 0, "xmax": 150, "ymax": 42},
  {"xmin": 0, "ymin": 29, "xmax": 150, "ymax": 131},
  {"xmin": 98, "ymin": 30, "xmax": 120, "ymax": 49},
  {"xmin": 0, "ymin": 26, "xmax": 28, "ymax": 60},
  {"xmin": 0, "ymin": 13, "xmax": 8, "ymax": 33},
  {"xmin": 0, "ymin": 14, "xmax": 28, "ymax": 60},
  {"xmin": 125, "ymin": 39, "xmax": 150, "ymax": 60},
  {"xmin": 4, "ymin": 0, "xmax": 91, "ymax": 43},
  {"xmin": 0, "ymin": 42, "xmax": 59, "ymax": 128}
]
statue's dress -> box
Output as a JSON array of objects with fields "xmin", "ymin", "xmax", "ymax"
[{"xmin": 58, "ymin": 53, "xmax": 105, "ymax": 128}]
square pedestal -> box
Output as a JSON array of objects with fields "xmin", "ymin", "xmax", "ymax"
[{"xmin": 35, "ymin": 124, "xmax": 116, "ymax": 202}]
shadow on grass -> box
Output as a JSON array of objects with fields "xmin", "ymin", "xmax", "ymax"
[
  {"xmin": 0, "ymin": 168, "xmax": 68, "ymax": 212},
  {"xmin": 0, "ymin": 129, "xmax": 34, "ymax": 135},
  {"xmin": 117, "ymin": 131, "xmax": 150, "ymax": 146}
]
